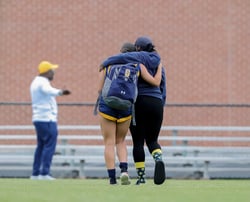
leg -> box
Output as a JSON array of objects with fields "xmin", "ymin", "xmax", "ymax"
[
  {"xmin": 116, "ymin": 119, "xmax": 131, "ymax": 185},
  {"xmin": 41, "ymin": 122, "xmax": 58, "ymax": 176},
  {"xmin": 130, "ymin": 100, "xmax": 147, "ymax": 185},
  {"xmin": 99, "ymin": 116, "xmax": 117, "ymax": 184},
  {"xmin": 32, "ymin": 122, "xmax": 44, "ymax": 176},
  {"xmin": 142, "ymin": 97, "xmax": 165, "ymax": 185},
  {"xmin": 135, "ymin": 96, "xmax": 165, "ymax": 185},
  {"xmin": 116, "ymin": 119, "xmax": 130, "ymax": 166}
]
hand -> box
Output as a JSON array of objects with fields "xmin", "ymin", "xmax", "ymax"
[
  {"xmin": 99, "ymin": 64, "xmax": 105, "ymax": 72},
  {"xmin": 62, "ymin": 89, "xmax": 71, "ymax": 95}
]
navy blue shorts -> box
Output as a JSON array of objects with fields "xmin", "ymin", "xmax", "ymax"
[{"xmin": 98, "ymin": 97, "xmax": 132, "ymax": 123}]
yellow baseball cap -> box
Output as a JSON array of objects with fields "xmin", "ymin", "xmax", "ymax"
[{"xmin": 38, "ymin": 61, "xmax": 59, "ymax": 74}]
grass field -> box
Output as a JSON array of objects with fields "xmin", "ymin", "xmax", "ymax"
[{"xmin": 0, "ymin": 178, "xmax": 250, "ymax": 202}]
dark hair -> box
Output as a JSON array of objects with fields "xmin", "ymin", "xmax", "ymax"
[
  {"xmin": 120, "ymin": 42, "xmax": 136, "ymax": 53},
  {"xmin": 141, "ymin": 43, "xmax": 156, "ymax": 52},
  {"xmin": 134, "ymin": 36, "xmax": 156, "ymax": 52}
]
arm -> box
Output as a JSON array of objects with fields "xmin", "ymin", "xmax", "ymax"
[
  {"xmin": 100, "ymin": 52, "xmax": 142, "ymax": 71},
  {"xmin": 160, "ymin": 67, "xmax": 167, "ymax": 105},
  {"xmin": 94, "ymin": 69, "xmax": 105, "ymax": 115},
  {"xmin": 41, "ymin": 83, "xmax": 71, "ymax": 96},
  {"xmin": 97, "ymin": 69, "xmax": 106, "ymax": 94},
  {"xmin": 41, "ymin": 82, "xmax": 62, "ymax": 96},
  {"xmin": 140, "ymin": 63, "xmax": 162, "ymax": 86}
]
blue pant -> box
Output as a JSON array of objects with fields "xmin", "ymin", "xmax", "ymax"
[{"xmin": 32, "ymin": 122, "xmax": 58, "ymax": 176}]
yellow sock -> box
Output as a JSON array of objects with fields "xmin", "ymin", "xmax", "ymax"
[
  {"xmin": 135, "ymin": 162, "xmax": 145, "ymax": 169},
  {"xmin": 152, "ymin": 149, "xmax": 162, "ymax": 156}
]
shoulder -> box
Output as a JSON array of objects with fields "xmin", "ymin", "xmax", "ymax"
[{"xmin": 32, "ymin": 76, "xmax": 50, "ymax": 87}]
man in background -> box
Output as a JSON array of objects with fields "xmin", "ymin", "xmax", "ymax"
[{"xmin": 30, "ymin": 61, "xmax": 71, "ymax": 180}]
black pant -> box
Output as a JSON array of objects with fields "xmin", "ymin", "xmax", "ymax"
[{"xmin": 130, "ymin": 95, "xmax": 164, "ymax": 163}]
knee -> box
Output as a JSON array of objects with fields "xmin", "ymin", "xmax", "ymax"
[{"xmin": 115, "ymin": 138, "xmax": 125, "ymax": 145}]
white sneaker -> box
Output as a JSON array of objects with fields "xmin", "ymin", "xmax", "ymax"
[
  {"xmin": 120, "ymin": 172, "xmax": 131, "ymax": 185},
  {"xmin": 38, "ymin": 175, "xmax": 56, "ymax": 180},
  {"xmin": 30, "ymin": 175, "xmax": 40, "ymax": 180}
]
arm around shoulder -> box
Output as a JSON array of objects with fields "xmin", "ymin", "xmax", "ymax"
[{"xmin": 140, "ymin": 63, "xmax": 162, "ymax": 86}]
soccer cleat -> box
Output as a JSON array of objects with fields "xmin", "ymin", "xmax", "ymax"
[
  {"xmin": 154, "ymin": 160, "xmax": 166, "ymax": 185},
  {"xmin": 109, "ymin": 178, "xmax": 117, "ymax": 185},
  {"xmin": 135, "ymin": 177, "xmax": 146, "ymax": 185},
  {"xmin": 38, "ymin": 175, "xmax": 56, "ymax": 180},
  {"xmin": 120, "ymin": 172, "xmax": 131, "ymax": 185}
]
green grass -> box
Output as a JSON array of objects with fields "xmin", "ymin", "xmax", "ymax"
[{"xmin": 0, "ymin": 178, "xmax": 250, "ymax": 202}]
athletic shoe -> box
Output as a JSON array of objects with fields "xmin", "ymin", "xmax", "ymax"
[
  {"xmin": 109, "ymin": 178, "xmax": 117, "ymax": 185},
  {"xmin": 120, "ymin": 172, "xmax": 131, "ymax": 185},
  {"xmin": 154, "ymin": 160, "xmax": 165, "ymax": 185},
  {"xmin": 135, "ymin": 177, "xmax": 146, "ymax": 185},
  {"xmin": 38, "ymin": 175, "xmax": 56, "ymax": 180},
  {"xmin": 30, "ymin": 175, "xmax": 40, "ymax": 180}
]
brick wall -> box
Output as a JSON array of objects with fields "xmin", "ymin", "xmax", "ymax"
[{"xmin": 1, "ymin": 0, "xmax": 250, "ymax": 126}]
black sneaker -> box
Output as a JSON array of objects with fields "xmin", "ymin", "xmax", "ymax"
[
  {"xmin": 109, "ymin": 178, "xmax": 117, "ymax": 185},
  {"xmin": 154, "ymin": 160, "xmax": 165, "ymax": 185}
]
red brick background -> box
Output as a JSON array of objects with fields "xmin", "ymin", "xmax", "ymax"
[{"xmin": 0, "ymin": 0, "xmax": 250, "ymax": 127}]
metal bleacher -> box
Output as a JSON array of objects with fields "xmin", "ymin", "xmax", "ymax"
[{"xmin": 0, "ymin": 125, "xmax": 250, "ymax": 179}]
